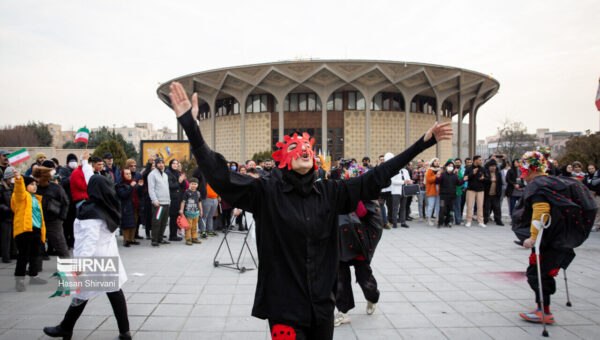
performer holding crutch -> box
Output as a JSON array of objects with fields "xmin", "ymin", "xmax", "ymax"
[{"xmin": 516, "ymin": 151, "xmax": 596, "ymax": 335}]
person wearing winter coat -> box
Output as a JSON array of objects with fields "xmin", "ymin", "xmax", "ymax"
[
  {"xmin": 483, "ymin": 159, "xmax": 504, "ymax": 226},
  {"xmin": 61, "ymin": 153, "xmax": 78, "ymax": 249},
  {"xmin": 165, "ymin": 159, "xmax": 187, "ymax": 241},
  {"xmin": 43, "ymin": 155, "xmax": 131, "ymax": 340},
  {"xmin": 505, "ymin": 159, "xmax": 524, "ymax": 217},
  {"xmin": 102, "ymin": 153, "xmax": 121, "ymax": 185},
  {"xmin": 11, "ymin": 170, "xmax": 47, "ymax": 291},
  {"xmin": 425, "ymin": 158, "xmax": 441, "ymax": 225},
  {"xmin": 381, "ymin": 152, "xmax": 412, "ymax": 228},
  {"xmin": 0, "ymin": 167, "xmax": 18, "ymax": 263},
  {"xmin": 147, "ymin": 158, "xmax": 171, "ymax": 246},
  {"xmin": 33, "ymin": 160, "xmax": 70, "ymax": 258},
  {"xmin": 116, "ymin": 169, "xmax": 141, "ymax": 247},
  {"xmin": 435, "ymin": 161, "xmax": 463, "ymax": 228},
  {"xmin": 463, "ymin": 155, "xmax": 488, "ymax": 227}
]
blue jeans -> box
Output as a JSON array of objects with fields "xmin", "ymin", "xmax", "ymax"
[
  {"xmin": 426, "ymin": 195, "xmax": 440, "ymax": 219},
  {"xmin": 416, "ymin": 191, "xmax": 426, "ymax": 218},
  {"xmin": 453, "ymin": 195, "xmax": 463, "ymax": 224}
]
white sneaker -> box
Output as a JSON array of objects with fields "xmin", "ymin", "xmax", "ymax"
[
  {"xmin": 427, "ymin": 219, "xmax": 434, "ymax": 226},
  {"xmin": 334, "ymin": 312, "xmax": 350, "ymax": 327},
  {"xmin": 366, "ymin": 301, "xmax": 376, "ymax": 315},
  {"xmin": 465, "ymin": 222, "xmax": 471, "ymax": 227},
  {"xmin": 479, "ymin": 223, "xmax": 487, "ymax": 228}
]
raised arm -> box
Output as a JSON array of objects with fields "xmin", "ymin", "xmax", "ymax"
[
  {"xmin": 335, "ymin": 122, "xmax": 452, "ymax": 213},
  {"xmin": 169, "ymin": 82, "xmax": 260, "ymax": 212}
]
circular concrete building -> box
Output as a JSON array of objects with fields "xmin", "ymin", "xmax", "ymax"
[{"xmin": 157, "ymin": 60, "xmax": 499, "ymax": 163}]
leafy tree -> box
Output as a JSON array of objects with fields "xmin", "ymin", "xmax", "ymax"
[
  {"xmin": 180, "ymin": 157, "xmax": 198, "ymax": 179},
  {"xmin": 92, "ymin": 139, "xmax": 127, "ymax": 169},
  {"xmin": 495, "ymin": 120, "xmax": 536, "ymax": 161},
  {"xmin": 560, "ymin": 132, "xmax": 600, "ymax": 167},
  {"xmin": 251, "ymin": 149, "xmax": 273, "ymax": 162},
  {"xmin": 26, "ymin": 122, "xmax": 53, "ymax": 146}
]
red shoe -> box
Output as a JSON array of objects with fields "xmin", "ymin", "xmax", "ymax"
[{"xmin": 519, "ymin": 308, "xmax": 555, "ymax": 324}]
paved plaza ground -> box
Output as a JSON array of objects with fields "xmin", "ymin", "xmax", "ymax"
[{"xmin": 1, "ymin": 215, "xmax": 600, "ymax": 339}]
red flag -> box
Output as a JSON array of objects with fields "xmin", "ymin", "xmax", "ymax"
[{"xmin": 596, "ymin": 78, "xmax": 600, "ymax": 111}]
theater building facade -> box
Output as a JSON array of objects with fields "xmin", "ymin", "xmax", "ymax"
[{"xmin": 157, "ymin": 60, "xmax": 499, "ymax": 163}]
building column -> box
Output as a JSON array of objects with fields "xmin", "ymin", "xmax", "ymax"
[
  {"xmin": 240, "ymin": 99, "xmax": 246, "ymax": 162},
  {"xmin": 435, "ymin": 99, "xmax": 442, "ymax": 159},
  {"xmin": 278, "ymin": 96, "xmax": 285, "ymax": 143},
  {"xmin": 321, "ymin": 100, "xmax": 328, "ymax": 156},
  {"xmin": 404, "ymin": 95, "xmax": 414, "ymax": 151},
  {"xmin": 468, "ymin": 109, "xmax": 476, "ymax": 157},
  {"xmin": 456, "ymin": 99, "xmax": 466, "ymax": 160},
  {"xmin": 365, "ymin": 96, "xmax": 371, "ymax": 158},
  {"xmin": 210, "ymin": 106, "xmax": 216, "ymax": 149}
]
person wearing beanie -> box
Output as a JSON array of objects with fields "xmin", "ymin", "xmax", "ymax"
[
  {"xmin": 147, "ymin": 157, "xmax": 171, "ymax": 246},
  {"xmin": 168, "ymin": 81, "xmax": 452, "ymax": 338},
  {"xmin": 483, "ymin": 159, "xmax": 504, "ymax": 226},
  {"xmin": 0, "ymin": 166, "xmax": 18, "ymax": 263},
  {"xmin": 33, "ymin": 162, "xmax": 70, "ymax": 258},
  {"xmin": 434, "ymin": 160, "xmax": 463, "ymax": 228},
  {"xmin": 25, "ymin": 152, "xmax": 47, "ymax": 177},
  {"xmin": 11, "ymin": 170, "xmax": 47, "ymax": 291},
  {"xmin": 0, "ymin": 150, "xmax": 9, "ymax": 174}
]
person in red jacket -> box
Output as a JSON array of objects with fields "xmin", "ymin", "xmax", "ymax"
[{"xmin": 70, "ymin": 152, "xmax": 104, "ymax": 208}]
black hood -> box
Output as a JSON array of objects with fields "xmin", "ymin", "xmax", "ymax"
[{"xmin": 78, "ymin": 174, "xmax": 121, "ymax": 232}]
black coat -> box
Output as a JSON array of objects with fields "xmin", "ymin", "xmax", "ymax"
[
  {"xmin": 338, "ymin": 200, "xmax": 383, "ymax": 263},
  {"xmin": 483, "ymin": 167, "xmax": 503, "ymax": 197},
  {"xmin": 36, "ymin": 182, "xmax": 69, "ymax": 221},
  {"xmin": 464, "ymin": 165, "xmax": 487, "ymax": 192},
  {"xmin": 116, "ymin": 182, "xmax": 138, "ymax": 229},
  {"xmin": 0, "ymin": 181, "xmax": 13, "ymax": 223},
  {"xmin": 435, "ymin": 171, "xmax": 462, "ymax": 199},
  {"xmin": 505, "ymin": 168, "xmax": 518, "ymax": 197},
  {"xmin": 178, "ymin": 109, "xmax": 437, "ymax": 327},
  {"xmin": 165, "ymin": 168, "xmax": 186, "ymax": 215}
]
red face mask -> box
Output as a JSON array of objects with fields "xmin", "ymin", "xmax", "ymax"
[{"xmin": 271, "ymin": 132, "xmax": 318, "ymax": 171}]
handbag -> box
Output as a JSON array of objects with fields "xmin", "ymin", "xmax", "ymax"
[
  {"xmin": 177, "ymin": 215, "xmax": 190, "ymax": 230},
  {"xmin": 402, "ymin": 184, "xmax": 420, "ymax": 196}
]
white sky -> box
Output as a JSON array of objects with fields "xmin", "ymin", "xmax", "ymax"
[{"xmin": 1, "ymin": 0, "xmax": 599, "ymax": 139}]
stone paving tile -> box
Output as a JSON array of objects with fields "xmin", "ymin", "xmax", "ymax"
[{"xmin": 1, "ymin": 216, "xmax": 599, "ymax": 339}]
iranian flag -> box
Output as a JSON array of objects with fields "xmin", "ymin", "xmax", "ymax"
[
  {"xmin": 596, "ymin": 78, "xmax": 600, "ymax": 111},
  {"xmin": 74, "ymin": 127, "xmax": 90, "ymax": 144},
  {"xmin": 7, "ymin": 148, "xmax": 31, "ymax": 166}
]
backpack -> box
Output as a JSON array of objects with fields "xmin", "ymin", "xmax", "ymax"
[{"xmin": 512, "ymin": 175, "xmax": 597, "ymax": 249}]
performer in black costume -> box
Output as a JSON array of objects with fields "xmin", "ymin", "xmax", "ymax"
[
  {"xmin": 514, "ymin": 151, "xmax": 597, "ymax": 324},
  {"xmin": 168, "ymin": 82, "xmax": 452, "ymax": 339}
]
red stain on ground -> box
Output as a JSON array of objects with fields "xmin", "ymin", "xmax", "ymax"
[{"xmin": 489, "ymin": 271, "xmax": 527, "ymax": 280}]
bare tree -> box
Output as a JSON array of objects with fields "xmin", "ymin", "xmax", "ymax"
[
  {"xmin": 0, "ymin": 125, "xmax": 41, "ymax": 146},
  {"xmin": 495, "ymin": 120, "xmax": 536, "ymax": 161}
]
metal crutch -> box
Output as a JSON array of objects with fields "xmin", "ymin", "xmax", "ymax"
[
  {"xmin": 564, "ymin": 269, "xmax": 572, "ymax": 307},
  {"xmin": 533, "ymin": 213, "xmax": 552, "ymax": 337}
]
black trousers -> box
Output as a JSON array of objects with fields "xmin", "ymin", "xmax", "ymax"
[
  {"xmin": 168, "ymin": 211, "xmax": 179, "ymax": 239},
  {"xmin": 144, "ymin": 197, "xmax": 153, "ymax": 237},
  {"xmin": 460, "ymin": 191, "xmax": 467, "ymax": 215},
  {"xmin": 46, "ymin": 219, "xmax": 70, "ymax": 258},
  {"xmin": 405, "ymin": 195, "xmax": 413, "ymax": 218},
  {"xmin": 268, "ymin": 314, "xmax": 333, "ymax": 340},
  {"xmin": 60, "ymin": 289, "xmax": 129, "ymax": 334},
  {"xmin": 383, "ymin": 192, "xmax": 404, "ymax": 227},
  {"xmin": 0, "ymin": 219, "xmax": 17, "ymax": 262},
  {"xmin": 63, "ymin": 202, "xmax": 76, "ymax": 248},
  {"xmin": 14, "ymin": 229, "xmax": 41, "ymax": 277},
  {"xmin": 526, "ymin": 247, "xmax": 575, "ymax": 306},
  {"xmin": 336, "ymin": 259, "xmax": 380, "ymax": 314},
  {"xmin": 438, "ymin": 197, "xmax": 455, "ymax": 226},
  {"xmin": 484, "ymin": 194, "xmax": 502, "ymax": 224}
]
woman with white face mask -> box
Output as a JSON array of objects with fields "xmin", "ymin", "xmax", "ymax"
[{"xmin": 434, "ymin": 161, "xmax": 463, "ymax": 228}]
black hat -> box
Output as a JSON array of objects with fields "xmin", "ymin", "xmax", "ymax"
[
  {"xmin": 41, "ymin": 160, "xmax": 56, "ymax": 169},
  {"xmin": 487, "ymin": 159, "xmax": 498, "ymax": 167},
  {"xmin": 66, "ymin": 153, "xmax": 78, "ymax": 163},
  {"xmin": 23, "ymin": 176, "xmax": 37, "ymax": 187},
  {"xmin": 155, "ymin": 158, "xmax": 164, "ymax": 165},
  {"xmin": 444, "ymin": 160, "xmax": 455, "ymax": 167},
  {"xmin": 103, "ymin": 152, "xmax": 113, "ymax": 159}
]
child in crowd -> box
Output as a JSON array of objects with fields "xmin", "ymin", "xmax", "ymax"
[
  {"xmin": 180, "ymin": 177, "xmax": 203, "ymax": 245},
  {"xmin": 12, "ymin": 170, "xmax": 47, "ymax": 291}
]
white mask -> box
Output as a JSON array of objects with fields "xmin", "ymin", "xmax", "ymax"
[
  {"xmin": 447, "ymin": 166, "xmax": 454, "ymax": 172},
  {"xmin": 50, "ymin": 169, "xmax": 56, "ymax": 176},
  {"xmin": 68, "ymin": 161, "xmax": 78, "ymax": 169}
]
